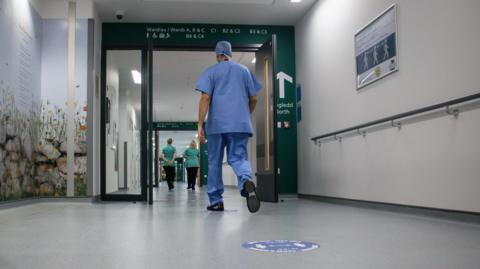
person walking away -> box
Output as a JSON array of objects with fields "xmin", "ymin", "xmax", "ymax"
[
  {"xmin": 162, "ymin": 138, "xmax": 177, "ymax": 190},
  {"xmin": 196, "ymin": 40, "xmax": 262, "ymax": 213},
  {"xmin": 184, "ymin": 140, "xmax": 200, "ymax": 191}
]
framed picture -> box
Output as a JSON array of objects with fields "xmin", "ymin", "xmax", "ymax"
[{"xmin": 355, "ymin": 4, "xmax": 398, "ymax": 89}]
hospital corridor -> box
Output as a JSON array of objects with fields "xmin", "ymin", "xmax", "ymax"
[{"xmin": 0, "ymin": 0, "xmax": 479, "ymax": 268}]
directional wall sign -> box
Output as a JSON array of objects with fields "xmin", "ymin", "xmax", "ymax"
[
  {"xmin": 242, "ymin": 240, "xmax": 319, "ymax": 253},
  {"xmin": 276, "ymin": 71, "xmax": 293, "ymax": 99}
]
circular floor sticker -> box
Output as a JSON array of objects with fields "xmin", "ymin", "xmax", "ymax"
[{"xmin": 242, "ymin": 240, "xmax": 319, "ymax": 253}]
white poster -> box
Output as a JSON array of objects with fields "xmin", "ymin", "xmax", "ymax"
[{"xmin": 355, "ymin": 4, "xmax": 398, "ymax": 89}]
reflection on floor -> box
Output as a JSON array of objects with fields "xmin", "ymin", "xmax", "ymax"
[
  {"xmin": 1, "ymin": 183, "xmax": 480, "ymax": 269},
  {"xmin": 108, "ymin": 180, "xmax": 188, "ymax": 195},
  {"xmin": 109, "ymin": 187, "xmax": 142, "ymax": 195}
]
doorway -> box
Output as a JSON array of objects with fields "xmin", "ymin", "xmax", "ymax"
[{"xmin": 101, "ymin": 37, "xmax": 279, "ymax": 203}]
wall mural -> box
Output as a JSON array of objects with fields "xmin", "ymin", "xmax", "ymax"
[
  {"xmin": 0, "ymin": 0, "xmax": 89, "ymax": 201},
  {"xmin": 0, "ymin": 86, "xmax": 87, "ymax": 200}
]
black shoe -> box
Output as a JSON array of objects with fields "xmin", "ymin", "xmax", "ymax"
[
  {"xmin": 192, "ymin": 187, "xmax": 195, "ymax": 191},
  {"xmin": 206, "ymin": 203, "xmax": 224, "ymax": 211},
  {"xmin": 243, "ymin": 181, "xmax": 260, "ymax": 213}
]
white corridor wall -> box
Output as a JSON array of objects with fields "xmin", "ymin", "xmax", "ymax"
[{"xmin": 295, "ymin": 0, "xmax": 480, "ymax": 212}]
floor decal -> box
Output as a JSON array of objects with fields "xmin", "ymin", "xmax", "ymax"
[{"xmin": 242, "ymin": 240, "xmax": 319, "ymax": 253}]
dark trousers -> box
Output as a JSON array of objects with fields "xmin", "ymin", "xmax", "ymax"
[
  {"xmin": 186, "ymin": 167, "xmax": 198, "ymax": 189},
  {"xmin": 164, "ymin": 166, "xmax": 176, "ymax": 189}
]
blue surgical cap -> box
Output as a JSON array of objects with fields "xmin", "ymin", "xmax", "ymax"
[{"xmin": 215, "ymin": 41, "xmax": 232, "ymax": 57}]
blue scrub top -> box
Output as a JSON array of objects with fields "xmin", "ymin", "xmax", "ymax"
[{"xmin": 196, "ymin": 60, "xmax": 262, "ymax": 136}]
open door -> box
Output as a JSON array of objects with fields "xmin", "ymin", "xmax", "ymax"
[{"xmin": 255, "ymin": 35, "xmax": 278, "ymax": 203}]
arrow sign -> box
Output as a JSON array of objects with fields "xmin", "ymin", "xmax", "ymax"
[{"xmin": 276, "ymin": 71, "xmax": 293, "ymax": 99}]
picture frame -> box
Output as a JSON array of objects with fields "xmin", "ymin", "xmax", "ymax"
[{"xmin": 355, "ymin": 4, "xmax": 398, "ymax": 89}]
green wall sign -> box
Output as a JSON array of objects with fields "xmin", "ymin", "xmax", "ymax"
[
  {"xmin": 152, "ymin": 121, "xmax": 197, "ymax": 130},
  {"xmin": 103, "ymin": 23, "xmax": 297, "ymax": 193}
]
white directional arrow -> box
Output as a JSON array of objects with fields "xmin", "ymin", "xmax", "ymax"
[{"xmin": 276, "ymin": 71, "xmax": 293, "ymax": 99}]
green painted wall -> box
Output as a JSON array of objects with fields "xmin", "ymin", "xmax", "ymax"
[{"xmin": 103, "ymin": 23, "xmax": 297, "ymax": 193}]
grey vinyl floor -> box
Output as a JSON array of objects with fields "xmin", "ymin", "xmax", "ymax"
[{"xmin": 1, "ymin": 182, "xmax": 480, "ymax": 269}]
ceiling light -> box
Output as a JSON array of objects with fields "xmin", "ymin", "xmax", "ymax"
[
  {"xmin": 131, "ymin": 70, "xmax": 141, "ymax": 84},
  {"xmin": 290, "ymin": 0, "xmax": 301, "ymax": 3},
  {"xmin": 251, "ymin": 57, "xmax": 256, "ymax": 64}
]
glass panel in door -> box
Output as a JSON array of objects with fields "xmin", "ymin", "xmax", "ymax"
[{"xmin": 104, "ymin": 50, "xmax": 142, "ymax": 196}]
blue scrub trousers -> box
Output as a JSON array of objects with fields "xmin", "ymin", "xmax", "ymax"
[{"xmin": 207, "ymin": 133, "xmax": 252, "ymax": 205}]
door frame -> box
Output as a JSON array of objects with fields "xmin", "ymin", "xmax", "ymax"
[
  {"xmin": 100, "ymin": 45, "xmax": 148, "ymax": 201},
  {"xmin": 100, "ymin": 42, "xmax": 278, "ymax": 203},
  {"xmin": 152, "ymin": 122, "xmax": 200, "ymax": 189}
]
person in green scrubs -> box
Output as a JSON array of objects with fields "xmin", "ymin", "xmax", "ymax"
[
  {"xmin": 184, "ymin": 140, "xmax": 200, "ymax": 190},
  {"xmin": 162, "ymin": 138, "xmax": 177, "ymax": 190}
]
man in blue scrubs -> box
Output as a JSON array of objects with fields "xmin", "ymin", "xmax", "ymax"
[{"xmin": 196, "ymin": 41, "xmax": 262, "ymax": 213}]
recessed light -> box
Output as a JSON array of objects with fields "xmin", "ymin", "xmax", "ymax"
[
  {"xmin": 291, "ymin": 0, "xmax": 301, "ymax": 3},
  {"xmin": 131, "ymin": 70, "xmax": 141, "ymax": 84}
]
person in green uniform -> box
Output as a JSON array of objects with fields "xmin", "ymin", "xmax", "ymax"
[
  {"xmin": 184, "ymin": 140, "xmax": 200, "ymax": 190},
  {"xmin": 162, "ymin": 138, "xmax": 177, "ymax": 190}
]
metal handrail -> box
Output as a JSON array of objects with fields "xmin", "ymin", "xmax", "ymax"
[{"xmin": 311, "ymin": 92, "xmax": 480, "ymax": 141}]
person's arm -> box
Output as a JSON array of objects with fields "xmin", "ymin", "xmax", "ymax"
[
  {"xmin": 198, "ymin": 93, "xmax": 210, "ymax": 143},
  {"xmin": 246, "ymin": 70, "xmax": 262, "ymax": 113},
  {"xmin": 249, "ymin": 95, "xmax": 257, "ymax": 113},
  {"xmin": 169, "ymin": 150, "xmax": 177, "ymax": 166}
]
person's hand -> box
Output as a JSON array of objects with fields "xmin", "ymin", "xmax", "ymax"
[
  {"xmin": 168, "ymin": 160, "xmax": 173, "ymax": 166},
  {"xmin": 198, "ymin": 125, "xmax": 206, "ymax": 144}
]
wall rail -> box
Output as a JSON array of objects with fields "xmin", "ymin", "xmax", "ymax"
[{"xmin": 311, "ymin": 92, "xmax": 480, "ymax": 142}]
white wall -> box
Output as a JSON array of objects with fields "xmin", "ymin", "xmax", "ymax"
[
  {"xmin": 32, "ymin": 0, "xmax": 94, "ymax": 19},
  {"xmin": 118, "ymin": 69, "xmax": 141, "ymax": 191},
  {"xmin": 105, "ymin": 57, "xmax": 119, "ymax": 193},
  {"xmin": 41, "ymin": 19, "xmax": 88, "ymax": 108},
  {"xmin": 295, "ymin": 0, "xmax": 480, "ymax": 212}
]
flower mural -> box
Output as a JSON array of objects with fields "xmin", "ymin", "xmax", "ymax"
[{"xmin": 0, "ymin": 84, "xmax": 87, "ymax": 201}]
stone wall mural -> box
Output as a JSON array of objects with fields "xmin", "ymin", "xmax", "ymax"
[
  {"xmin": 0, "ymin": 1, "xmax": 90, "ymax": 202},
  {"xmin": 0, "ymin": 86, "xmax": 87, "ymax": 201}
]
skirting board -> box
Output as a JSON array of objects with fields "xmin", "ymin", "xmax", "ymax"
[
  {"xmin": 0, "ymin": 196, "xmax": 98, "ymax": 210},
  {"xmin": 298, "ymin": 194, "xmax": 480, "ymax": 224}
]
